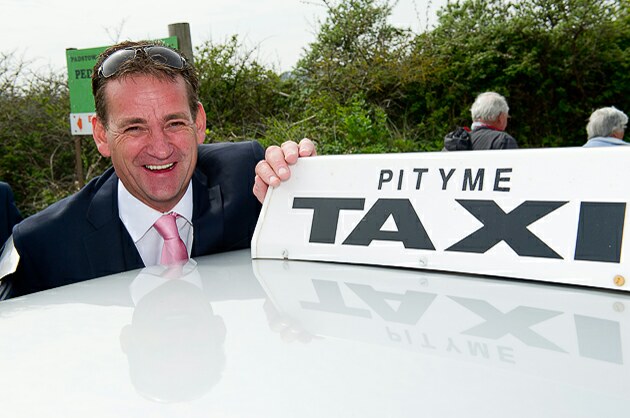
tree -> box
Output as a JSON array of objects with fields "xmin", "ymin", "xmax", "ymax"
[
  {"xmin": 406, "ymin": 0, "xmax": 630, "ymax": 148},
  {"xmin": 0, "ymin": 53, "xmax": 106, "ymax": 215},
  {"xmin": 195, "ymin": 36, "xmax": 287, "ymax": 143},
  {"xmin": 298, "ymin": 0, "xmax": 412, "ymax": 105},
  {"xmin": 290, "ymin": 0, "xmax": 419, "ymax": 153}
]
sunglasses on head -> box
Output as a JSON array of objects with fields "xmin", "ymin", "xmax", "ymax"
[{"xmin": 97, "ymin": 45, "xmax": 187, "ymax": 78}]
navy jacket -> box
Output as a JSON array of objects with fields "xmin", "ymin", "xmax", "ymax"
[
  {"xmin": 8, "ymin": 142, "xmax": 264, "ymax": 297},
  {"xmin": 0, "ymin": 181, "xmax": 22, "ymax": 248}
]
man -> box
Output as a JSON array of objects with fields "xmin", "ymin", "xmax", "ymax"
[
  {"xmin": 583, "ymin": 107, "xmax": 629, "ymax": 147},
  {"xmin": 1, "ymin": 41, "xmax": 314, "ymax": 298},
  {"xmin": 469, "ymin": 91, "xmax": 518, "ymax": 150}
]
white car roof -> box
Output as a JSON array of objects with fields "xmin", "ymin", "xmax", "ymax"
[{"xmin": 0, "ymin": 248, "xmax": 628, "ymax": 416}]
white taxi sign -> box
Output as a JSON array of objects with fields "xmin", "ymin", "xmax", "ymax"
[{"xmin": 251, "ymin": 147, "xmax": 630, "ymax": 291}]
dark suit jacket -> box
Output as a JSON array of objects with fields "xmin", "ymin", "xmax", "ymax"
[
  {"xmin": 0, "ymin": 181, "xmax": 22, "ymax": 248},
  {"xmin": 8, "ymin": 141, "xmax": 264, "ymax": 297},
  {"xmin": 470, "ymin": 126, "xmax": 518, "ymax": 150}
]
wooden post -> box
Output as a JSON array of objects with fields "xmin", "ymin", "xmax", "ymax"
[
  {"xmin": 168, "ymin": 23, "xmax": 193, "ymax": 63},
  {"xmin": 74, "ymin": 137, "xmax": 84, "ymax": 188}
]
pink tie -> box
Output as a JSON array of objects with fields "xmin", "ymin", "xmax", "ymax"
[{"xmin": 153, "ymin": 213, "xmax": 189, "ymax": 265}]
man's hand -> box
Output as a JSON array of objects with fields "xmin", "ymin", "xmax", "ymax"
[{"xmin": 253, "ymin": 138, "xmax": 316, "ymax": 203}]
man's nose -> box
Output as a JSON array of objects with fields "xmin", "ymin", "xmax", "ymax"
[{"xmin": 146, "ymin": 129, "xmax": 173, "ymax": 158}]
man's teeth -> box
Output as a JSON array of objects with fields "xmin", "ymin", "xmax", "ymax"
[{"xmin": 145, "ymin": 163, "xmax": 174, "ymax": 171}]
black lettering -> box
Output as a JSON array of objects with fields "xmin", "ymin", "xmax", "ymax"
[
  {"xmin": 440, "ymin": 168, "xmax": 455, "ymax": 190},
  {"xmin": 447, "ymin": 200, "xmax": 568, "ymax": 258},
  {"xmin": 574, "ymin": 202, "xmax": 625, "ymax": 263},
  {"xmin": 413, "ymin": 168, "xmax": 429, "ymax": 190},
  {"xmin": 493, "ymin": 168, "xmax": 512, "ymax": 192},
  {"xmin": 293, "ymin": 197, "xmax": 365, "ymax": 244},
  {"xmin": 397, "ymin": 169, "xmax": 404, "ymax": 190},
  {"xmin": 70, "ymin": 54, "xmax": 99, "ymax": 63},
  {"xmin": 378, "ymin": 170, "xmax": 393, "ymax": 190},
  {"xmin": 463, "ymin": 168, "xmax": 484, "ymax": 191},
  {"xmin": 343, "ymin": 199, "xmax": 435, "ymax": 250},
  {"xmin": 74, "ymin": 68, "xmax": 93, "ymax": 79}
]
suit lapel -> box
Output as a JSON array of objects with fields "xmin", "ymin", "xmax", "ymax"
[
  {"xmin": 83, "ymin": 169, "xmax": 144, "ymax": 276},
  {"xmin": 191, "ymin": 170, "xmax": 224, "ymax": 257}
]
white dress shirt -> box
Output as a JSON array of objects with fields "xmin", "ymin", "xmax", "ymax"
[{"xmin": 118, "ymin": 180, "xmax": 194, "ymax": 266}]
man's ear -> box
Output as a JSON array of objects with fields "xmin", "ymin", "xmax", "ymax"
[
  {"xmin": 92, "ymin": 115, "xmax": 111, "ymax": 157},
  {"xmin": 194, "ymin": 102, "xmax": 207, "ymax": 145}
]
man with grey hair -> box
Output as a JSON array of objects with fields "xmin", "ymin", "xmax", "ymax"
[
  {"xmin": 469, "ymin": 91, "xmax": 518, "ymax": 150},
  {"xmin": 583, "ymin": 107, "xmax": 629, "ymax": 147}
]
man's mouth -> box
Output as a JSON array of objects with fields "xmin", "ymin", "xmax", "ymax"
[{"xmin": 144, "ymin": 162, "xmax": 175, "ymax": 171}]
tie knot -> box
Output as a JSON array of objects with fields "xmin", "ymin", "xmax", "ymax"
[{"xmin": 154, "ymin": 213, "xmax": 180, "ymax": 240}]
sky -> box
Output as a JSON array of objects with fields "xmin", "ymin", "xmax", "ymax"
[{"xmin": 1, "ymin": 0, "xmax": 449, "ymax": 75}]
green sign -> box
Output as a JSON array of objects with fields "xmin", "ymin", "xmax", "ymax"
[{"xmin": 65, "ymin": 36, "xmax": 179, "ymax": 114}]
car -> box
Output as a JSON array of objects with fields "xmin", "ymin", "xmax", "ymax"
[
  {"xmin": 0, "ymin": 248, "xmax": 629, "ymax": 416},
  {"xmin": 2, "ymin": 147, "xmax": 629, "ymax": 416}
]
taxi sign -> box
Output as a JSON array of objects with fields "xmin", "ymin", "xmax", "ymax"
[{"xmin": 251, "ymin": 147, "xmax": 630, "ymax": 291}]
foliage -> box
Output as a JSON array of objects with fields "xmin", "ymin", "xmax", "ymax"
[
  {"xmin": 406, "ymin": 0, "xmax": 630, "ymax": 147},
  {"xmin": 0, "ymin": 54, "xmax": 108, "ymax": 216},
  {"xmin": 288, "ymin": 0, "xmax": 420, "ymax": 152},
  {"xmin": 195, "ymin": 36, "xmax": 288, "ymax": 142},
  {"xmin": 297, "ymin": 0, "xmax": 412, "ymax": 106}
]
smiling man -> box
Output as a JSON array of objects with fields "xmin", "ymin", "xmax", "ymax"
[{"xmin": 1, "ymin": 41, "xmax": 314, "ymax": 298}]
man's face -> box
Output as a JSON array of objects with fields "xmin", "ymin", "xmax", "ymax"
[{"xmin": 92, "ymin": 75, "xmax": 206, "ymax": 212}]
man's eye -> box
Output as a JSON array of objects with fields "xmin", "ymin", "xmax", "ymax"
[
  {"xmin": 166, "ymin": 121, "xmax": 188, "ymax": 130},
  {"xmin": 124, "ymin": 126, "xmax": 145, "ymax": 134}
]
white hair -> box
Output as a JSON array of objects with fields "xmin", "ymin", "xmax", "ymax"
[
  {"xmin": 471, "ymin": 92, "xmax": 509, "ymax": 123},
  {"xmin": 586, "ymin": 107, "xmax": 628, "ymax": 139}
]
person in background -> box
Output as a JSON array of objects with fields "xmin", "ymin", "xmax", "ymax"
[
  {"xmin": 0, "ymin": 181, "xmax": 21, "ymax": 248},
  {"xmin": 583, "ymin": 107, "xmax": 629, "ymax": 147},
  {"xmin": 0, "ymin": 41, "xmax": 314, "ymax": 298},
  {"xmin": 469, "ymin": 91, "xmax": 518, "ymax": 150}
]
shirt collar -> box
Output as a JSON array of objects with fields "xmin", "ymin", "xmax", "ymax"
[
  {"xmin": 117, "ymin": 179, "xmax": 194, "ymax": 243},
  {"xmin": 471, "ymin": 121, "xmax": 501, "ymax": 131},
  {"xmin": 586, "ymin": 136, "xmax": 629, "ymax": 146}
]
